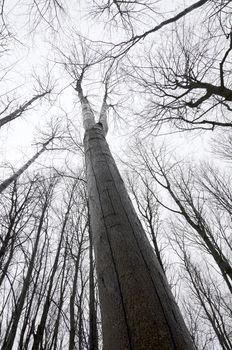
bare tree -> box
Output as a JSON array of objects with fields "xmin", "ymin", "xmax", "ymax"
[
  {"xmin": 2, "ymin": 179, "xmax": 55, "ymax": 350},
  {"xmin": 90, "ymin": 0, "xmax": 209, "ymax": 59},
  {"xmin": 130, "ymin": 143, "xmax": 232, "ymax": 292},
  {"xmin": 31, "ymin": 180, "xmax": 78, "ymax": 350},
  {"xmin": 130, "ymin": 148, "xmax": 232, "ymax": 349},
  {"xmin": 0, "ymin": 0, "xmax": 66, "ymax": 31},
  {"xmin": 0, "ymin": 136, "xmax": 54, "ymax": 194},
  {"xmin": 89, "ymin": 0, "xmax": 161, "ymax": 32},
  {"xmin": 0, "ymin": 177, "xmax": 38, "ymax": 288},
  {"xmin": 170, "ymin": 234, "xmax": 232, "ymax": 350},
  {"xmin": 0, "ymin": 90, "xmax": 52, "ymax": 129},
  {"xmin": 211, "ymin": 132, "xmax": 232, "ymax": 161},
  {"xmin": 126, "ymin": 173, "xmax": 166, "ymax": 272},
  {"xmin": 0, "ymin": 171, "xmax": 94, "ymax": 349},
  {"xmin": 68, "ymin": 198, "xmax": 88, "ymax": 350},
  {"xmin": 183, "ymin": 255, "xmax": 232, "ymax": 350},
  {"xmin": 62, "ymin": 39, "xmax": 195, "ymax": 349},
  {"xmin": 1, "ymin": 1, "xmax": 232, "ymax": 349},
  {"xmin": 126, "ymin": 25, "xmax": 232, "ymax": 132}
]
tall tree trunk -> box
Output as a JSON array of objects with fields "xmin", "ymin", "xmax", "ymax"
[{"xmin": 84, "ymin": 123, "xmax": 195, "ymax": 350}]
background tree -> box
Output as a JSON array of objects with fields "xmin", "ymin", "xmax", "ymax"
[{"xmin": 126, "ymin": 140, "xmax": 232, "ymax": 347}]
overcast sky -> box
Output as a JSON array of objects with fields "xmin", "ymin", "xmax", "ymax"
[{"xmin": 0, "ymin": 0, "xmax": 220, "ymax": 180}]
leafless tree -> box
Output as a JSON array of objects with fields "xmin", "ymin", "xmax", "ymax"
[
  {"xmin": 1, "ymin": 1, "xmax": 232, "ymax": 349},
  {"xmin": 61, "ymin": 38, "xmax": 196, "ymax": 349},
  {"xmin": 131, "ymin": 143, "xmax": 232, "ymax": 293},
  {"xmin": 126, "ymin": 172, "xmax": 166, "ymax": 272},
  {"xmin": 89, "ymin": 0, "xmax": 161, "ymax": 32},
  {"xmin": 0, "ymin": 136, "xmax": 54, "ymax": 194},
  {"xmin": 124, "ymin": 21, "xmax": 232, "ymax": 132},
  {"xmin": 0, "ymin": 75, "xmax": 53, "ymax": 129},
  {"xmin": 170, "ymin": 235, "xmax": 232, "ymax": 350},
  {"xmin": 127, "ymin": 142, "xmax": 232, "ymax": 348},
  {"xmin": 0, "ymin": 177, "xmax": 39, "ymax": 289},
  {"xmin": 3, "ymin": 179, "xmax": 55, "ymax": 350},
  {"xmin": 211, "ymin": 132, "xmax": 232, "ymax": 161},
  {"xmin": 0, "ymin": 0, "xmax": 66, "ymax": 31},
  {"xmin": 89, "ymin": 0, "xmax": 209, "ymax": 59},
  {"xmin": 0, "ymin": 172, "xmax": 95, "ymax": 349}
]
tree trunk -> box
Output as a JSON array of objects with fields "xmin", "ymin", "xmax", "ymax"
[
  {"xmin": 84, "ymin": 123, "xmax": 195, "ymax": 350},
  {"xmin": 69, "ymin": 245, "xmax": 82, "ymax": 350},
  {"xmin": 0, "ymin": 139, "xmax": 51, "ymax": 194},
  {"xmin": 88, "ymin": 219, "xmax": 99, "ymax": 350},
  {"xmin": 0, "ymin": 92, "xmax": 50, "ymax": 129}
]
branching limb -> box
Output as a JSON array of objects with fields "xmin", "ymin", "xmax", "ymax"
[
  {"xmin": 99, "ymin": 78, "xmax": 110, "ymax": 135},
  {"xmin": 220, "ymin": 31, "xmax": 232, "ymax": 87}
]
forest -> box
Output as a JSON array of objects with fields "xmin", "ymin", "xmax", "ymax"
[{"xmin": 0, "ymin": 1, "xmax": 231, "ymax": 349}]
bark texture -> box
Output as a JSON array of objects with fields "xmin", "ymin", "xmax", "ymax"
[{"xmin": 84, "ymin": 124, "xmax": 195, "ymax": 350}]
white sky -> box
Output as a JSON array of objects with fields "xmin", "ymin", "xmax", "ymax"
[{"xmin": 0, "ymin": 0, "xmax": 224, "ymax": 179}]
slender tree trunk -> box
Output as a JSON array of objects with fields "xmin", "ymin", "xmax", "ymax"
[
  {"xmin": 18, "ymin": 238, "xmax": 47, "ymax": 350},
  {"xmin": 0, "ymin": 241, "xmax": 15, "ymax": 287},
  {"xmin": 88, "ymin": 219, "xmax": 99, "ymax": 350},
  {"xmin": 69, "ymin": 247, "xmax": 82, "ymax": 350},
  {"xmin": 0, "ymin": 92, "xmax": 50, "ymax": 129},
  {"xmin": 49, "ymin": 243, "xmax": 69, "ymax": 350},
  {"xmin": 78, "ymin": 272, "xmax": 86, "ymax": 350},
  {"xmin": 84, "ymin": 123, "xmax": 195, "ymax": 350},
  {"xmin": 0, "ymin": 139, "xmax": 51, "ymax": 194},
  {"xmin": 32, "ymin": 231, "xmax": 63, "ymax": 350}
]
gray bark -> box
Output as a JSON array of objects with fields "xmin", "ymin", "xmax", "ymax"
[{"xmin": 84, "ymin": 123, "xmax": 195, "ymax": 350}]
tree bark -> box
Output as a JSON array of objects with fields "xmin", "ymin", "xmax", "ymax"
[{"xmin": 84, "ymin": 123, "xmax": 195, "ymax": 350}]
